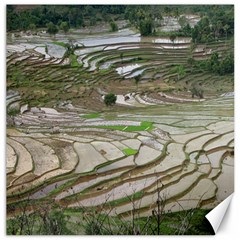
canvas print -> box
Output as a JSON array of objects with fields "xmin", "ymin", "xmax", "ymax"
[{"xmin": 6, "ymin": 5, "xmax": 234, "ymax": 235}]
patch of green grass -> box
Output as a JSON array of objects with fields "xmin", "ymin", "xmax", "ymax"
[
  {"xmin": 106, "ymin": 191, "xmax": 144, "ymax": 207},
  {"xmin": 123, "ymin": 148, "xmax": 138, "ymax": 156},
  {"xmin": 51, "ymin": 41, "xmax": 67, "ymax": 48},
  {"xmin": 81, "ymin": 113, "xmax": 101, "ymax": 119},
  {"xmin": 141, "ymin": 121, "xmax": 153, "ymax": 128},
  {"xmin": 70, "ymin": 54, "xmax": 81, "ymax": 67},
  {"xmin": 7, "ymin": 108, "xmax": 20, "ymax": 116},
  {"xmin": 125, "ymin": 125, "xmax": 144, "ymax": 131},
  {"xmin": 98, "ymin": 69, "xmax": 111, "ymax": 73},
  {"xmin": 135, "ymin": 209, "xmax": 215, "ymax": 235}
]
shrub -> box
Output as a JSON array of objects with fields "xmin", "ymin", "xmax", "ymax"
[
  {"xmin": 109, "ymin": 21, "xmax": 118, "ymax": 32},
  {"xmin": 104, "ymin": 93, "xmax": 117, "ymax": 106},
  {"xmin": 46, "ymin": 22, "xmax": 58, "ymax": 35}
]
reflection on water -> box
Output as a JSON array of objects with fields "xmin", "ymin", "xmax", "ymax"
[
  {"xmin": 152, "ymin": 37, "xmax": 191, "ymax": 44},
  {"xmin": 8, "ymin": 28, "xmax": 192, "ymax": 55},
  {"xmin": 116, "ymin": 64, "xmax": 141, "ymax": 75},
  {"xmin": 47, "ymin": 43, "xmax": 65, "ymax": 58},
  {"xmin": 100, "ymin": 57, "xmax": 134, "ymax": 70},
  {"xmin": 77, "ymin": 35, "xmax": 141, "ymax": 47},
  {"xmin": 126, "ymin": 69, "xmax": 145, "ymax": 78},
  {"xmin": 75, "ymin": 35, "xmax": 191, "ymax": 47}
]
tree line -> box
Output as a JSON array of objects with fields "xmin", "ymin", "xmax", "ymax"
[
  {"xmin": 7, "ymin": 5, "xmax": 234, "ymax": 42},
  {"xmin": 7, "ymin": 5, "xmax": 126, "ymax": 31}
]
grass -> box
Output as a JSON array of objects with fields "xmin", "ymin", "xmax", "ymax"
[
  {"xmin": 131, "ymin": 209, "xmax": 214, "ymax": 235},
  {"xmin": 7, "ymin": 108, "xmax": 20, "ymax": 116},
  {"xmin": 7, "ymin": 202, "xmax": 214, "ymax": 235},
  {"xmin": 70, "ymin": 54, "xmax": 81, "ymax": 67},
  {"xmin": 105, "ymin": 191, "xmax": 144, "ymax": 207},
  {"xmin": 81, "ymin": 113, "xmax": 101, "ymax": 119},
  {"xmin": 143, "ymin": 122, "xmax": 154, "ymax": 130},
  {"xmin": 123, "ymin": 148, "xmax": 138, "ymax": 156},
  {"xmin": 51, "ymin": 41, "xmax": 67, "ymax": 48},
  {"xmin": 64, "ymin": 206, "xmax": 214, "ymax": 235}
]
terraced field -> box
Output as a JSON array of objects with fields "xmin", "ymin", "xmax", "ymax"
[
  {"xmin": 6, "ymin": 28, "xmax": 234, "ymax": 219},
  {"xmin": 7, "ymin": 30, "xmax": 233, "ymax": 110}
]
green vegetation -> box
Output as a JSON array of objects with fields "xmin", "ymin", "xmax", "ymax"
[
  {"xmin": 194, "ymin": 52, "xmax": 234, "ymax": 75},
  {"xmin": 7, "ymin": 5, "xmax": 126, "ymax": 31},
  {"xmin": 81, "ymin": 113, "xmax": 101, "ymax": 119},
  {"xmin": 51, "ymin": 41, "xmax": 67, "ymax": 48},
  {"xmin": 7, "ymin": 203, "xmax": 72, "ymax": 235},
  {"xmin": 129, "ymin": 209, "xmax": 214, "ymax": 235},
  {"xmin": 139, "ymin": 18, "xmax": 153, "ymax": 36},
  {"xmin": 7, "ymin": 5, "xmax": 233, "ymax": 44},
  {"xmin": 70, "ymin": 54, "xmax": 80, "ymax": 67},
  {"xmin": 59, "ymin": 21, "xmax": 70, "ymax": 34},
  {"xmin": 140, "ymin": 121, "xmax": 153, "ymax": 130},
  {"xmin": 7, "ymin": 198, "xmax": 214, "ymax": 235},
  {"xmin": 104, "ymin": 93, "xmax": 117, "ymax": 106},
  {"xmin": 105, "ymin": 191, "xmax": 144, "ymax": 207},
  {"xmin": 46, "ymin": 22, "xmax": 58, "ymax": 35},
  {"xmin": 171, "ymin": 65, "xmax": 186, "ymax": 81},
  {"xmin": 29, "ymin": 23, "xmax": 36, "ymax": 31},
  {"xmin": 191, "ymin": 6, "xmax": 234, "ymax": 43},
  {"xmin": 109, "ymin": 21, "xmax": 118, "ymax": 32},
  {"xmin": 7, "ymin": 108, "xmax": 20, "ymax": 116},
  {"xmin": 169, "ymin": 34, "xmax": 177, "ymax": 45},
  {"xmin": 8, "ymin": 67, "xmax": 32, "ymax": 88},
  {"xmin": 123, "ymin": 148, "xmax": 138, "ymax": 156}
]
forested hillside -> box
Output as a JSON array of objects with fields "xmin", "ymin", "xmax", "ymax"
[{"xmin": 7, "ymin": 5, "xmax": 234, "ymax": 42}]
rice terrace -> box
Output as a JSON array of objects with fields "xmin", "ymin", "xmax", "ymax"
[{"xmin": 6, "ymin": 5, "xmax": 234, "ymax": 235}]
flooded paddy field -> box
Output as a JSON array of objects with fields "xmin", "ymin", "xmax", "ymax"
[{"xmin": 7, "ymin": 23, "xmax": 234, "ymax": 220}]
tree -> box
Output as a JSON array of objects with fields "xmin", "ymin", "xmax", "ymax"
[
  {"xmin": 215, "ymin": 20, "xmax": 223, "ymax": 39},
  {"xmin": 139, "ymin": 18, "xmax": 153, "ymax": 36},
  {"xmin": 109, "ymin": 21, "xmax": 118, "ymax": 32},
  {"xmin": 218, "ymin": 53, "xmax": 234, "ymax": 75},
  {"xmin": 173, "ymin": 7, "xmax": 179, "ymax": 19},
  {"xmin": 169, "ymin": 34, "xmax": 177, "ymax": 50},
  {"xmin": 104, "ymin": 93, "xmax": 117, "ymax": 106},
  {"xmin": 89, "ymin": 17, "xmax": 96, "ymax": 26},
  {"xmin": 46, "ymin": 22, "xmax": 58, "ymax": 35},
  {"xmin": 223, "ymin": 24, "xmax": 230, "ymax": 43},
  {"xmin": 178, "ymin": 16, "xmax": 187, "ymax": 28},
  {"xmin": 28, "ymin": 23, "xmax": 36, "ymax": 31},
  {"xmin": 181, "ymin": 23, "xmax": 192, "ymax": 36},
  {"xmin": 59, "ymin": 21, "xmax": 69, "ymax": 34},
  {"xmin": 120, "ymin": 53, "xmax": 123, "ymax": 64},
  {"xmin": 191, "ymin": 25, "xmax": 199, "ymax": 43},
  {"xmin": 187, "ymin": 57, "xmax": 195, "ymax": 73},
  {"xmin": 194, "ymin": 51, "xmax": 233, "ymax": 76},
  {"xmin": 134, "ymin": 75, "xmax": 141, "ymax": 90},
  {"xmin": 164, "ymin": 6, "xmax": 171, "ymax": 16},
  {"xmin": 208, "ymin": 52, "xmax": 219, "ymax": 72}
]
